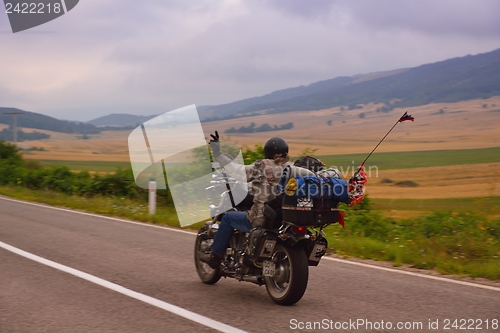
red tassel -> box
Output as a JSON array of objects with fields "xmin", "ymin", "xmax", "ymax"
[{"xmin": 338, "ymin": 211, "xmax": 345, "ymax": 228}]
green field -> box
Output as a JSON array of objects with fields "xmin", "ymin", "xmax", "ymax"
[
  {"xmin": 372, "ymin": 197, "xmax": 500, "ymax": 216},
  {"xmin": 38, "ymin": 160, "xmax": 130, "ymax": 172},
  {"xmin": 316, "ymin": 146, "xmax": 500, "ymax": 170},
  {"xmin": 36, "ymin": 146, "xmax": 500, "ymax": 173}
]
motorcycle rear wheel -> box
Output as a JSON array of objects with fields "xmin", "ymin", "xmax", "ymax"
[
  {"xmin": 264, "ymin": 243, "xmax": 308, "ymax": 305},
  {"xmin": 194, "ymin": 226, "xmax": 222, "ymax": 284}
]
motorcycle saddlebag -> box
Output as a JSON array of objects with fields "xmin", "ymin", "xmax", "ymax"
[{"xmin": 282, "ymin": 195, "xmax": 340, "ymax": 227}]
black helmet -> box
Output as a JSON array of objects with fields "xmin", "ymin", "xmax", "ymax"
[{"xmin": 263, "ymin": 136, "xmax": 288, "ymax": 159}]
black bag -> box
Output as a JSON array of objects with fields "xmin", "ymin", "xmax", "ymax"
[
  {"xmin": 281, "ymin": 194, "xmax": 340, "ymax": 227},
  {"xmin": 263, "ymin": 193, "xmax": 284, "ymax": 229},
  {"xmin": 294, "ymin": 156, "xmax": 325, "ymax": 172}
]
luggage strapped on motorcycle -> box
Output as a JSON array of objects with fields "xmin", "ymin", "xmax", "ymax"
[{"xmin": 278, "ymin": 159, "xmax": 347, "ymax": 227}]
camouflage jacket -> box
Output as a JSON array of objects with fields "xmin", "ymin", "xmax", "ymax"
[{"xmin": 216, "ymin": 154, "xmax": 289, "ymax": 227}]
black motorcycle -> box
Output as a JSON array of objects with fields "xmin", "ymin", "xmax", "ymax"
[{"xmin": 194, "ymin": 164, "xmax": 344, "ymax": 305}]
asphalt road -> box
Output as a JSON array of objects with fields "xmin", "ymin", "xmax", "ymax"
[{"xmin": 1, "ymin": 196, "xmax": 499, "ymax": 333}]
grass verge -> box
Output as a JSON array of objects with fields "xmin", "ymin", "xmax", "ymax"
[
  {"xmin": 372, "ymin": 197, "xmax": 500, "ymax": 216},
  {"xmin": 323, "ymin": 210, "xmax": 500, "ymax": 280},
  {"xmin": 35, "ymin": 160, "xmax": 130, "ymax": 172},
  {"xmin": 0, "ymin": 185, "xmax": 185, "ymax": 228}
]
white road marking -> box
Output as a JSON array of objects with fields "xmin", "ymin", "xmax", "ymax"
[
  {"xmin": 0, "ymin": 241, "xmax": 248, "ymax": 333},
  {"xmin": 2, "ymin": 195, "xmax": 499, "ymax": 292}
]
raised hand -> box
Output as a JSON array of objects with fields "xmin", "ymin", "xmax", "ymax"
[
  {"xmin": 210, "ymin": 131, "xmax": 220, "ymax": 143},
  {"xmin": 209, "ymin": 131, "xmax": 221, "ymax": 157}
]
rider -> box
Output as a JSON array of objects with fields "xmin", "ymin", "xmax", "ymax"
[{"xmin": 206, "ymin": 131, "xmax": 290, "ymax": 269}]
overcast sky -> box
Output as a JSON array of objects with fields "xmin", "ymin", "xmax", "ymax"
[{"xmin": 1, "ymin": 0, "xmax": 499, "ymax": 121}]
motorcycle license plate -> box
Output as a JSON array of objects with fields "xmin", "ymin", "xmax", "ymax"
[
  {"xmin": 309, "ymin": 244, "xmax": 326, "ymax": 262},
  {"xmin": 263, "ymin": 260, "xmax": 276, "ymax": 277}
]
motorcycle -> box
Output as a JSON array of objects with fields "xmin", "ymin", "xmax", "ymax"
[{"xmin": 194, "ymin": 162, "xmax": 347, "ymax": 305}]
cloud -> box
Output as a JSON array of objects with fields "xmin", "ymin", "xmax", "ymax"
[
  {"xmin": 0, "ymin": 0, "xmax": 499, "ymax": 121},
  {"xmin": 259, "ymin": 0, "xmax": 338, "ymax": 19},
  {"xmin": 260, "ymin": 0, "xmax": 500, "ymax": 37},
  {"xmin": 343, "ymin": 0, "xmax": 500, "ymax": 37}
]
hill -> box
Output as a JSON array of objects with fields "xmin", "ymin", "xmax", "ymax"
[
  {"xmin": 0, "ymin": 108, "xmax": 138, "ymax": 136},
  {"xmin": 199, "ymin": 48, "xmax": 500, "ymax": 120},
  {"xmin": 86, "ymin": 106, "xmax": 214, "ymax": 127},
  {"xmin": 0, "ymin": 128, "xmax": 50, "ymax": 141},
  {"xmin": 87, "ymin": 113, "xmax": 157, "ymax": 127}
]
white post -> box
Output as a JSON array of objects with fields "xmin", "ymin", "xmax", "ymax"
[
  {"xmin": 3, "ymin": 112, "xmax": 23, "ymax": 143},
  {"xmin": 148, "ymin": 178, "xmax": 156, "ymax": 215}
]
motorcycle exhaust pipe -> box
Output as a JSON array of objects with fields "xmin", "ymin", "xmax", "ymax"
[{"xmin": 241, "ymin": 275, "xmax": 265, "ymax": 285}]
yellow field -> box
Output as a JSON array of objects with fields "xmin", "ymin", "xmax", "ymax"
[
  {"xmin": 367, "ymin": 162, "xmax": 500, "ymax": 199},
  {"xmin": 202, "ymin": 96, "xmax": 500, "ymax": 156},
  {"xmin": 9, "ymin": 97, "xmax": 500, "ymax": 208},
  {"xmin": 20, "ymin": 130, "xmax": 131, "ymax": 162},
  {"xmin": 14, "ymin": 96, "xmax": 500, "ymax": 161}
]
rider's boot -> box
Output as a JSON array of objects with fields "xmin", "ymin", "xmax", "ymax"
[{"xmin": 207, "ymin": 252, "xmax": 223, "ymax": 269}]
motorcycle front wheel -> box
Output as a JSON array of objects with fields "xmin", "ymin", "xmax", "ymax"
[
  {"xmin": 194, "ymin": 225, "xmax": 222, "ymax": 284},
  {"xmin": 264, "ymin": 243, "xmax": 309, "ymax": 305}
]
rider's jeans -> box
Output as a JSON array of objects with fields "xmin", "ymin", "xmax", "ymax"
[{"xmin": 211, "ymin": 211, "xmax": 252, "ymax": 257}]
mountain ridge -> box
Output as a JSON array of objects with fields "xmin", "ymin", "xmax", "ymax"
[
  {"xmin": 2, "ymin": 48, "xmax": 499, "ymax": 129},
  {"xmin": 0, "ymin": 107, "xmax": 101, "ymax": 134},
  {"xmin": 86, "ymin": 113, "xmax": 157, "ymax": 127},
  {"xmin": 199, "ymin": 48, "xmax": 500, "ymax": 120}
]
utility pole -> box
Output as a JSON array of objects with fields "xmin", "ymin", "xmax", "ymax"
[{"xmin": 3, "ymin": 112, "xmax": 23, "ymax": 143}]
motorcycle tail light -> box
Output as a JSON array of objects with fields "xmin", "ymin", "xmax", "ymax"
[{"xmin": 292, "ymin": 226, "xmax": 307, "ymax": 235}]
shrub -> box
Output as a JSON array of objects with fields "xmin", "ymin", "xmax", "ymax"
[
  {"xmin": 0, "ymin": 141, "xmax": 171, "ymax": 204},
  {"xmin": 0, "ymin": 141, "xmax": 24, "ymax": 185},
  {"xmin": 0, "ymin": 141, "xmax": 22, "ymax": 160},
  {"xmin": 395, "ymin": 180, "xmax": 418, "ymax": 187},
  {"xmin": 242, "ymin": 144, "xmax": 264, "ymax": 164}
]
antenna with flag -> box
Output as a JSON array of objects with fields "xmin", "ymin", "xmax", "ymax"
[
  {"xmin": 361, "ymin": 111, "xmax": 414, "ymax": 167},
  {"xmin": 353, "ymin": 111, "xmax": 415, "ymax": 177},
  {"xmin": 348, "ymin": 111, "xmax": 414, "ymax": 206}
]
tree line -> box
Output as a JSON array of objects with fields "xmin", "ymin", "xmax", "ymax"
[
  {"xmin": 0, "ymin": 128, "xmax": 50, "ymax": 142},
  {"xmin": 225, "ymin": 122, "xmax": 293, "ymax": 134}
]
